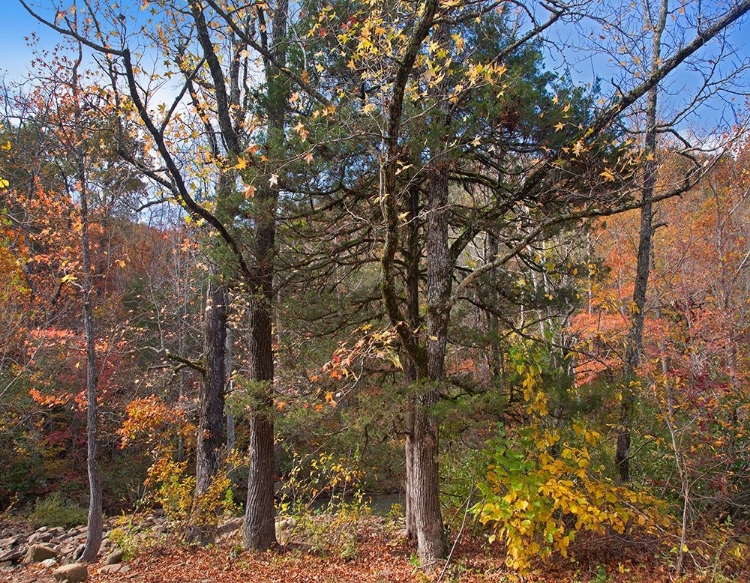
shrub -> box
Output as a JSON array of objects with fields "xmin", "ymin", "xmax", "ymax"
[
  {"xmin": 28, "ymin": 492, "xmax": 87, "ymax": 528},
  {"xmin": 470, "ymin": 342, "xmax": 667, "ymax": 572},
  {"xmin": 277, "ymin": 451, "xmax": 370, "ymax": 559}
]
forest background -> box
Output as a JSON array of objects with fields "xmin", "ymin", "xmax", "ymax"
[{"xmin": 0, "ymin": 0, "xmax": 748, "ymax": 579}]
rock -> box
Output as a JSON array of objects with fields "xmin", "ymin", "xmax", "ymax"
[
  {"xmin": 28, "ymin": 531, "xmax": 53, "ymax": 544},
  {"xmin": 0, "ymin": 535, "xmax": 23, "ymax": 547},
  {"xmin": 103, "ymin": 550, "xmax": 123, "ymax": 565},
  {"xmin": 98, "ymin": 564, "xmax": 121, "ymax": 574},
  {"xmin": 0, "ymin": 548, "xmax": 24, "ymax": 563},
  {"xmin": 24, "ymin": 544, "xmax": 60, "ymax": 563},
  {"xmin": 41, "ymin": 557, "xmax": 59, "ymax": 568},
  {"xmin": 53, "ymin": 563, "xmax": 88, "ymax": 583},
  {"xmin": 217, "ymin": 517, "xmax": 243, "ymax": 539}
]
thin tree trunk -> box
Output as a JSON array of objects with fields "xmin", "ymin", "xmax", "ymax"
[
  {"xmin": 486, "ymin": 233, "xmax": 502, "ymax": 389},
  {"xmin": 79, "ymin": 160, "xmax": 102, "ymax": 563},
  {"xmin": 69, "ymin": 41, "xmax": 102, "ymax": 564},
  {"xmin": 403, "ymin": 186, "xmax": 420, "ymax": 541},
  {"xmin": 225, "ymin": 326, "xmax": 235, "ymax": 469},
  {"xmin": 617, "ymin": 0, "xmax": 668, "ymax": 483}
]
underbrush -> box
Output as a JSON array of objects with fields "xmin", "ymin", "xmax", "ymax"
[{"xmin": 27, "ymin": 491, "xmax": 87, "ymax": 528}]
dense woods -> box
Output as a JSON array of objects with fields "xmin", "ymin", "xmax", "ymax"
[{"xmin": 1, "ymin": 0, "xmax": 748, "ymax": 579}]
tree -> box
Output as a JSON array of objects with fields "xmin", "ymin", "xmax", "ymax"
[
  {"xmin": 301, "ymin": 0, "xmax": 750, "ymax": 564},
  {"xmin": 566, "ymin": 0, "xmax": 750, "ymax": 483},
  {"xmin": 19, "ymin": 0, "xmax": 750, "ymax": 568},
  {"xmin": 19, "ymin": 0, "xmax": 300, "ymax": 549}
]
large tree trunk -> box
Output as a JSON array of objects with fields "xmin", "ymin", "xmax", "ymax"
[
  {"xmin": 243, "ymin": 0, "xmax": 288, "ymax": 551},
  {"xmin": 187, "ymin": 278, "xmax": 227, "ymax": 544},
  {"xmin": 616, "ymin": 0, "xmax": 668, "ymax": 483},
  {"xmin": 242, "ymin": 281, "xmax": 277, "ymax": 550},
  {"xmin": 411, "ymin": 164, "xmax": 451, "ymax": 565},
  {"xmin": 196, "ymin": 279, "xmax": 227, "ymax": 496},
  {"xmin": 376, "ymin": 0, "xmax": 444, "ymax": 564}
]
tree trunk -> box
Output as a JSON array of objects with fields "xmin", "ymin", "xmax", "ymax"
[
  {"xmin": 411, "ymin": 164, "xmax": 451, "ymax": 565},
  {"xmin": 616, "ymin": 0, "xmax": 668, "ymax": 483},
  {"xmin": 79, "ymin": 167, "xmax": 102, "ymax": 563},
  {"xmin": 243, "ymin": 0, "xmax": 288, "ymax": 551},
  {"xmin": 242, "ymin": 188, "xmax": 279, "ymax": 550},
  {"xmin": 403, "ymin": 185, "xmax": 420, "ymax": 541},
  {"xmin": 68, "ymin": 43, "xmax": 102, "ymax": 563},
  {"xmin": 196, "ymin": 278, "xmax": 227, "ymax": 496},
  {"xmin": 225, "ymin": 326, "xmax": 236, "ymax": 470},
  {"xmin": 242, "ymin": 270, "xmax": 277, "ymax": 549}
]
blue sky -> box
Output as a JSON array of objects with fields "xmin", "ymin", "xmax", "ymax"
[
  {"xmin": 2, "ymin": 0, "xmax": 748, "ymax": 132},
  {"xmin": 0, "ymin": 2, "xmax": 57, "ymax": 81}
]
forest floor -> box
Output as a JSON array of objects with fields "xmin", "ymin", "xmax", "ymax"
[{"xmin": 5, "ymin": 516, "xmax": 748, "ymax": 582}]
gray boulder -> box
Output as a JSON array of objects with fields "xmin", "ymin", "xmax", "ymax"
[
  {"xmin": 24, "ymin": 544, "xmax": 59, "ymax": 563},
  {"xmin": 103, "ymin": 549, "xmax": 123, "ymax": 565},
  {"xmin": 53, "ymin": 563, "xmax": 88, "ymax": 583}
]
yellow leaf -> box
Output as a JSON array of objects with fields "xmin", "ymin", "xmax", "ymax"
[
  {"xmin": 234, "ymin": 157, "xmax": 247, "ymax": 170},
  {"xmin": 303, "ymin": 152, "xmax": 314, "ymax": 164},
  {"xmin": 1, "ymin": 140, "xmax": 11, "ymax": 151},
  {"xmin": 555, "ymin": 122, "xmax": 564, "ymax": 132},
  {"xmin": 294, "ymin": 121, "xmax": 309, "ymax": 141}
]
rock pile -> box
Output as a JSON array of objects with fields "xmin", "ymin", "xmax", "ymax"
[{"xmin": 0, "ymin": 516, "xmax": 148, "ymax": 579}]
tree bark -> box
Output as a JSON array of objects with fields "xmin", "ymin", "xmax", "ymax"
[
  {"xmin": 242, "ymin": 256, "xmax": 277, "ymax": 550},
  {"xmin": 411, "ymin": 164, "xmax": 451, "ymax": 565},
  {"xmin": 242, "ymin": 0, "xmax": 288, "ymax": 551},
  {"xmin": 69, "ymin": 42, "xmax": 102, "ymax": 564},
  {"xmin": 225, "ymin": 326, "xmax": 236, "ymax": 469},
  {"xmin": 79, "ymin": 158, "xmax": 102, "ymax": 564},
  {"xmin": 196, "ymin": 278, "xmax": 227, "ymax": 496},
  {"xmin": 403, "ymin": 186, "xmax": 420, "ymax": 541},
  {"xmin": 617, "ymin": 0, "xmax": 668, "ymax": 483}
]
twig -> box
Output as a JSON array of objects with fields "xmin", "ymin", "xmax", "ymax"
[{"xmin": 436, "ymin": 484, "xmax": 476, "ymax": 583}]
